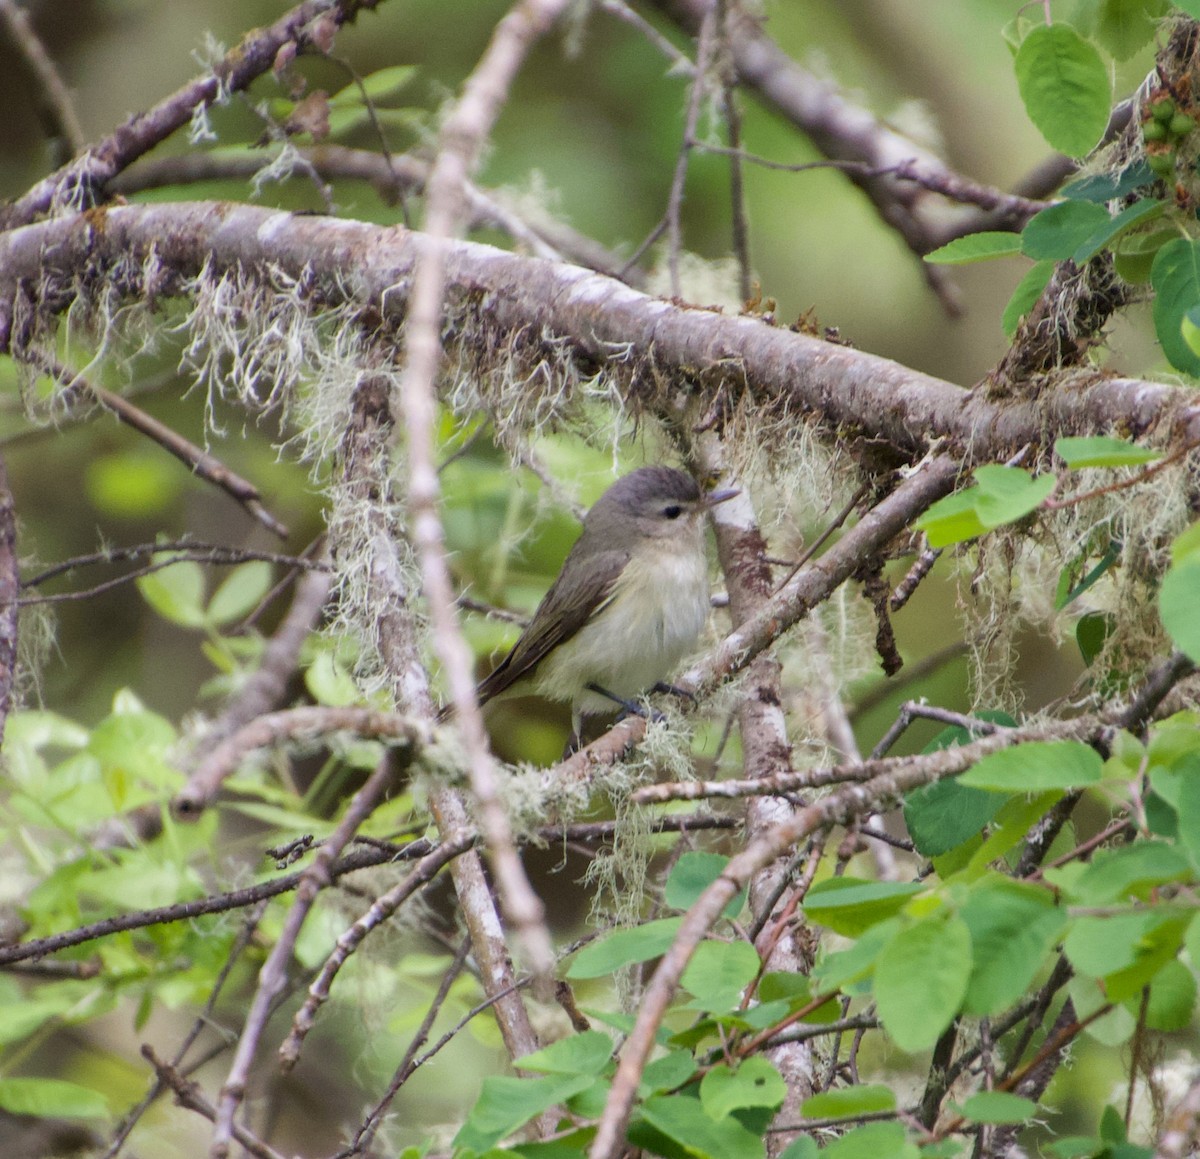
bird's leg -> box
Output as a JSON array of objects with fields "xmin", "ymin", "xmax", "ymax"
[
  {"xmin": 650, "ymin": 681, "xmax": 696, "ymax": 704},
  {"xmin": 585, "ymin": 683, "xmax": 666, "ymax": 724}
]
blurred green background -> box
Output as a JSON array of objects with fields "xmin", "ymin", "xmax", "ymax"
[{"xmin": 0, "ymin": 1, "xmax": 1181, "ymax": 1153}]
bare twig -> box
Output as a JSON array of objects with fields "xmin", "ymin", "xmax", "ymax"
[
  {"xmin": 210, "ymin": 750, "xmax": 400, "ymax": 1156},
  {"xmin": 394, "ymin": 0, "xmax": 569, "ymax": 996},
  {"xmin": 0, "ymin": 0, "xmax": 387, "ymax": 229},
  {"xmin": 0, "ymin": 0, "xmax": 86, "ymax": 161}
]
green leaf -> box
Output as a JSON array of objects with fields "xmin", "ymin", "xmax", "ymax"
[
  {"xmin": 803, "ymin": 878, "xmax": 925, "ymax": 937},
  {"xmin": 1114, "ymin": 227, "xmax": 1178, "ymax": 284},
  {"xmin": 1101, "ymin": 1102, "xmax": 1128, "ymax": 1144},
  {"xmin": 822, "ymin": 1121, "xmax": 917, "ymax": 1159},
  {"xmin": 779, "ymin": 1139, "xmax": 820, "ymax": 1159},
  {"xmin": 1136, "ymin": 956, "xmax": 1198, "ymax": 1029},
  {"xmin": 453, "ymin": 1073, "xmax": 593, "ymax": 1152},
  {"xmin": 1159, "ymin": 557, "xmax": 1200, "ymax": 661},
  {"xmin": 635, "ymin": 1093, "xmax": 765, "ymax": 1159},
  {"xmin": 874, "ymin": 913, "xmax": 973, "ymax": 1052},
  {"xmin": 959, "ymin": 1091, "xmax": 1037, "ymax": 1124},
  {"xmin": 924, "ymin": 233, "xmax": 1023, "ymax": 265},
  {"xmin": 1073, "ymin": 198, "xmax": 1166, "ymax": 264},
  {"xmin": 913, "ymin": 490, "xmax": 987, "ymax": 549},
  {"xmin": 665, "ymin": 852, "xmax": 745, "ymax": 919},
  {"xmin": 1149, "ymin": 754, "xmax": 1200, "ymax": 868},
  {"xmin": 1055, "ymin": 435, "xmax": 1162, "ymax": 468},
  {"xmin": 1002, "ymin": 260, "xmax": 1055, "ymax": 337},
  {"xmin": 1151, "ymin": 238, "xmax": 1200, "ymax": 375},
  {"xmin": 0, "ymin": 1077, "xmax": 107, "ymax": 1119},
  {"xmin": 1014, "ymin": 24, "xmax": 1111, "ymax": 156},
  {"xmin": 639, "ymin": 1051, "xmax": 697, "ymax": 1096},
  {"xmin": 305, "ymin": 649, "xmax": 364, "ymax": 707},
  {"xmin": 811, "ymin": 920, "xmax": 899, "ymax": 993},
  {"xmin": 681, "ymin": 939, "xmax": 760, "ymax": 1010},
  {"xmin": 1062, "ymin": 160, "xmax": 1154, "ymax": 201},
  {"xmin": 1090, "ymin": 0, "xmax": 1168, "ymax": 59},
  {"xmin": 904, "ymin": 779, "xmax": 1005, "ymax": 857},
  {"xmin": 205, "ymin": 561, "xmax": 273, "ymax": 626},
  {"xmin": 802, "ymin": 1084, "xmax": 896, "ymax": 1118},
  {"xmin": 700, "ymin": 1058, "xmax": 786, "ymax": 1119},
  {"xmin": 973, "ymin": 465, "xmax": 1057, "ymax": 526},
  {"xmin": 137, "ymin": 559, "xmax": 207, "ymax": 628},
  {"xmin": 1065, "ymin": 910, "xmax": 1190, "ymax": 1000},
  {"xmin": 567, "ymin": 917, "xmax": 682, "ymax": 978},
  {"xmin": 1022, "ymin": 199, "xmax": 1112, "ymax": 260},
  {"xmin": 915, "ymin": 467, "xmax": 1055, "ymax": 548},
  {"xmin": 961, "ymin": 877, "xmax": 1067, "ymax": 1016},
  {"xmin": 516, "ymin": 1031, "xmax": 613, "ymax": 1075},
  {"xmin": 1069, "ymin": 841, "xmax": 1192, "ymax": 903},
  {"xmin": 958, "ymin": 740, "xmax": 1102, "ymax": 791}
]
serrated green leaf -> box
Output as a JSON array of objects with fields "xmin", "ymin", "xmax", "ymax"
[
  {"xmin": 1003, "ymin": 259, "xmax": 1055, "ymax": 338},
  {"xmin": 1022, "ymin": 199, "xmax": 1112, "ymax": 260},
  {"xmin": 700, "ymin": 1058, "xmax": 786, "ymax": 1119},
  {"xmin": 1015, "ymin": 24, "xmax": 1111, "ymax": 156},
  {"xmin": 924, "ymin": 233, "xmax": 1023, "ymax": 265},
  {"xmin": 802, "ymin": 1084, "xmax": 896, "ymax": 1118},
  {"xmin": 958, "ymin": 740, "xmax": 1102, "ymax": 791},
  {"xmin": 1091, "ymin": 0, "xmax": 1168, "ymax": 59},
  {"xmin": 1055, "ymin": 435, "xmax": 1162, "ymax": 468},
  {"xmin": 567, "ymin": 917, "xmax": 682, "ymax": 979},
  {"xmin": 874, "ymin": 914, "xmax": 973, "ymax": 1052},
  {"xmin": 1151, "ymin": 237, "xmax": 1200, "ymax": 375}
]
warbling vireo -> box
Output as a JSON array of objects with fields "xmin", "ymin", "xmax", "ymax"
[{"xmin": 473, "ymin": 466, "xmax": 737, "ymax": 733}]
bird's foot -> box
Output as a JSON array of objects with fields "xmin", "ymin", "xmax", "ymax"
[
  {"xmin": 650, "ymin": 681, "xmax": 696, "ymax": 704},
  {"xmin": 585, "ymin": 683, "xmax": 666, "ymax": 724}
]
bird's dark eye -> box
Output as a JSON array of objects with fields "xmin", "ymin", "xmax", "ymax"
[{"xmin": 662, "ymin": 504, "xmax": 683, "ymax": 519}]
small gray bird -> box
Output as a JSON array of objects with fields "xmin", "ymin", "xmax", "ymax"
[{"xmin": 474, "ymin": 466, "xmax": 737, "ymax": 735}]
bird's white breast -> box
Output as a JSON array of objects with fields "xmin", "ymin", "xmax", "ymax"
[{"xmin": 537, "ymin": 535, "xmax": 710, "ymax": 714}]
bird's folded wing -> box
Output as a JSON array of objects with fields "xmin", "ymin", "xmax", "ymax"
[{"xmin": 475, "ymin": 547, "xmax": 630, "ymax": 704}]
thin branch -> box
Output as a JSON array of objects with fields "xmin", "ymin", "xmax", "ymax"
[
  {"xmin": 210, "ymin": 750, "xmax": 400, "ymax": 1156},
  {"xmin": 0, "ymin": 0, "xmax": 389, "ymax": 229},
  {"xmin": 0, "ymin": 0, "xmax": 86, "ymax": 161},
  {"xmin": 394, "ymin": 0, "xmax": 569, "ymax": 997},
  {"xmin": 0, "ymin": 454, "xmax": 17, "ymax": 750},
  {"xmin": 173, "ymin": 705, "xmax": 428, "ymax": 819},
  {"xmin": 339, "ymin": 936, "xmax": 473, "ymax": 1155},
  {"xmin": 141, "ymin": 1046, "xmax": 288, "ymax": 1159}
]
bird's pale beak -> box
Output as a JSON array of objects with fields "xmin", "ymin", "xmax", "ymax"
[{"xmin": 704, "ymin": 487, "xmax": 740, "ymax": 508}]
